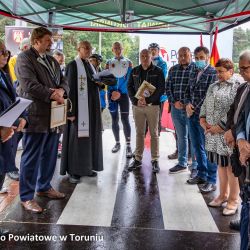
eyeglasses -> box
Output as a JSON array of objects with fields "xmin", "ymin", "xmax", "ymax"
[
  {"xmin": 0, "ymin": 50, "xmax": 9, "ymax": 57},
  {"xmin": 239, "ymin": 66, "xmax": 250, "ymax": 72}
]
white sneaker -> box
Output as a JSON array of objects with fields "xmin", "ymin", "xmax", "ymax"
[{"xmin": 0, "ymin": 187, "xmax": 8, "ymax": 194}]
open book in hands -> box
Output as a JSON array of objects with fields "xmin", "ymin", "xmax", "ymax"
[{"xmin": 135, "ymin": 80, "xmax": 156, "ymax": 99}]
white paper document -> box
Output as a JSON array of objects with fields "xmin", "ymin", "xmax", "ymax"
[
  {"xmin": 50, "ymin": 100, "xmax": 67, "ymax": 128},
  {"xmin": 0, "ymin": 97, "xmax": 32, "ymax": 127}
]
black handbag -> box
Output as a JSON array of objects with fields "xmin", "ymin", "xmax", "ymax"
[{"xmin": 98, "ymin": 74, "xmax": 117, "ymax": 86}]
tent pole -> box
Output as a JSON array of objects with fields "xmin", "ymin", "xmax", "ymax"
[
  {"xmin": 14, "ymin": 0, "xmax": 26, "ymax": 26},
  {"xmin": 210, "ymin": 32, "xmax": 213, "ymax": 51},
  {"xmin": 99, "ymin": 32, "xmax": 102, "ymax": 55},
  {"xmin": 48, "ymin": 12, "xmax": 54, "ymax": 27}
]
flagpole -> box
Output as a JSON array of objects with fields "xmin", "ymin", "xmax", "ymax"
[
  {"xmin": 209, "ymin": 23, "xmax": 213, "ymax": 51},
  {"xmin": 210, "ymin": 33, "xmax": 213, "ymax": 52},
  {"xmin": 210, "ymin": 25, "xmax": 220, "ymax": 67},
  {"xmin": 99, "ymin": 32, "xmax": 102, "ymax": 55}
]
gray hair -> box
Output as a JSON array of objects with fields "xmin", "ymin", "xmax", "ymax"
[
  {"xmin": 239, "ymin": 50, "xmax": 250, "ymax": 63},
  {"xmin": 140, "ymin": 48, "xmax": 151, "ymax": 55},
  {"xmin": 53, "ymin": 49, "xmax": 64, "ymax": 57},
  {"xmin": 77, "ymin": 40, "xmax": 91, "ymax": 49},
  {"xmin": 19, "ymin": 38, "xmax": 30, "ymax": 50}
]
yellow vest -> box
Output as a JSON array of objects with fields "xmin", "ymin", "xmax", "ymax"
[{"xmin": 8, "ymin": 55, "xmax": 17, "ymax": 83}]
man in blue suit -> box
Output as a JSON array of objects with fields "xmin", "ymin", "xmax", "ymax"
[{"xmin": 185, "ymin": 46, "xmax": 217, "ymax": 193}]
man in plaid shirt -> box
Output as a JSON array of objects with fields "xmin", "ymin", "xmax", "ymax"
[
  {"xmin": 166, "ymin": 47, "xmax": 198, "ymax": 176},
  {"xmin": 185, "ymin": 46, "xmax": 218, "ymax": 194}
]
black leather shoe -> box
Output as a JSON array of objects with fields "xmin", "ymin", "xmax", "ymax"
[
  {"xmin": 229, "ymin": 220, "xmax": 240, "ymax": 231},
  {"xmin": 169, "ymin": 164, "xmax": 187, "ymax": 174},
  {"xmin": 0, "ymin": 228, "xmax": 9, "ymax": 236},
  {"xmin": 112, "ymin": 143, "xmax": 120, "ymax": 153},
  {"xmin": 126, "ymin": 145, "xmax": 133, "ymax": 158},
  {"xmin": 88, "ymin": 171, "xmax": 97, "ymax": 177},
  {"xmin": 199, "ymin": 183, "xmax": 216, "ymax": 194},
  {"xmin": 190, "ymin": 169, "xmax": 198, "ymax": 179},
  {"xmin": 69, "ymin": 175, "xmax": 81, "ymax": 184},
  {"xmin": 187, "ymin": 176, "xmax": 206, "ymax": 185},
  {"xmin": 168, "ymin": 150, "xmax": 178, "ymax": 160},
  {"xmin": 128, "ymin": 160, "xmax": 142, "ymax": 171},
  {"xmin": 152, "ymin": 160, "xmax": 160, "ymax": 173}
]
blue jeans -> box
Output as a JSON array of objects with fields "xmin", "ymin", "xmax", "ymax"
[
  {"xmin": 171, "ymin": 105, "xmax": 198, "ymax": 168},
  {"xmin": 171, "ymin": 105, "xmax": 188, "ymax": 167},
  {"xmin": 240, "ymin": 201, "xmax": 249, "ymax": 250},
  {"xmin": 188, "ymin": 114, "xmax": 217, "ymax": 184},
  {"xmin": 190, "ymin": 138, "xmax": 198, "ymax": 170}
]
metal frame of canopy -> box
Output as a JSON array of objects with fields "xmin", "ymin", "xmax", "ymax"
[{"xmin": 0, "ymin": 0, "xmax": 249, "ymax": 35}]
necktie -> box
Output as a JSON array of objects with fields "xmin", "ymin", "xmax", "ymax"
[
  {"xmin": 43, "ymin": 56, "xmax": 53, "ymax": 73},
  {"xmin": 234, "ymin": 84, "xmax": 250, "ymax": 124},
  {"xmin": 42, "ymin": 56, "xmax": 57, "ymax": 84}
]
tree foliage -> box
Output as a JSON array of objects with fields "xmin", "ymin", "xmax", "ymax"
[
  {"xmin": 0, "ymin": 17, "xmax": 14, "ymax": 40},
  {"xmin": 63, "ymin": 30, "xmax": 139, "ymax": 67},
  {"xmin": 233, "ymin": 27, "xmax": 250, "ymax": 63}
]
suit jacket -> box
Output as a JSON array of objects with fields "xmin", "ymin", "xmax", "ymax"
[
  {"xmin": 224, "ymin": 82, "xmax": 248, "ymax": 138},
  {"xmin": 0, "ymin": 70, "xmax": 16, "ymax": 112},
  {"xmin": 127, "ymin": 63, "xmax": 165, "ymax": 106},
  {"xmin": 15, "ymin": 47, "xmax": 69, "ymax": 132},
  {"xmin": 184, "ymin": 65, "xmax": 217, "ymax": 115},
  {"xmin": 0, "ymin": 70, "xmax": 23, "ymax": 173},
  {"xmin": 236, "ymin": 91, "xmax": 250, "ymax": 142}
]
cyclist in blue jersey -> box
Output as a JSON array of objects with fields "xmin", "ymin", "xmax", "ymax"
[{"xmin": 106, "ymin": 42, "xmax": 133, "ymax": 158}]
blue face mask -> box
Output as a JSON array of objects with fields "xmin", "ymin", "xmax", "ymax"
[{"xmin": 195, "ymin": 60, "xmax": 207, "ymax": 69}]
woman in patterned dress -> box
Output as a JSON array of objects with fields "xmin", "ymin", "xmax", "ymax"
[{"xmin": 200, "ymin": 58, "xmax": 241, "ymax": 215}]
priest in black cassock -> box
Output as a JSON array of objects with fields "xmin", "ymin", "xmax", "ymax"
[{"xmin": 60, "ymin": 41, "xmax": 103, "ymax": 184}]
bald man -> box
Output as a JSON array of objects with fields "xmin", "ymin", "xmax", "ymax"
[
  {"xmin": 127, "ymin": 49, "xmax": 165, "ymax": 173},
  {"xmin": 106, "ymin": 42, "xmax": 133, "ymax": 158},
  {"xmin": 60, "ymin": 41, "xmax": 103, "ymax": 184}
]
